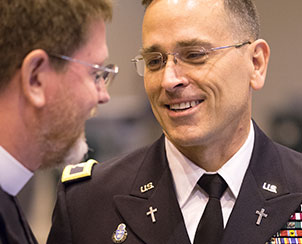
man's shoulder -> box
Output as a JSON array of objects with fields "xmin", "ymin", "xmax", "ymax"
[
  {"xmin": 273, "ymin": 140, "xmax": 302, "ymax": 159},
  {"xmin": 254, "ymin": 120, "xmax": 302, "ymax": 163},
  {"xmin": 60, "ymin": 135, "xmax": 165, "ymax": 192},
  {"xmin": 273, "ymin": 141, "xmax": 302, "ymax": 173}
]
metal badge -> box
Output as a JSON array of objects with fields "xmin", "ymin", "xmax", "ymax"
[
  {"xmin": 255, "ymin": 208, "xmax": 268, "ymax": 226},
  {"xmin": 262, "ymin": 182, "xmax": 277, "ymax": 194},
  {"xmin": 146, "ymin": 206, "xmax": 158, "ymax": 223},
  {"xmin": 112, "ymin": 223, "xmax": 128, "ymax": 243},
  {"xmin": 140, "ymin": 182, "xmax": 155, "ymax": 193}
]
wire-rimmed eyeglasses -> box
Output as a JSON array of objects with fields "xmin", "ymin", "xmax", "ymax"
[
  {"xmin": 131, "ymin": 41, "xmax": 251, "ymax": 77},
  {"xmin": 49, "ymin": 53, "xmax": 119, "ymax": 86}
]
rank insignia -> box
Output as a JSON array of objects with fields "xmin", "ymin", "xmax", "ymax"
[
  {"xmin": 61, "ymin": 159, "xmax": 98, "ymax": 183},
  {"xmin": 112, "ymin": 223, "xmax": 128, "ymax": 243}
]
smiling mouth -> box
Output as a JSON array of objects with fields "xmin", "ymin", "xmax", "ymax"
[{"xmin": 167, "ymin": 100, "xmax": 203, "ymax": 111}]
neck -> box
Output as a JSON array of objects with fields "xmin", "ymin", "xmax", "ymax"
[
  {"xmin": 0, "ymin": 81, "xmax": 41, "ymax": 172},
  {"xmin": 175, "ymin": 121, "xmax": 251, "ymax": 172}
]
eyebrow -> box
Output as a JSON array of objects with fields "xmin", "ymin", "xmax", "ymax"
[
  {"xmin": 141, "ymin": 39, "xmax": 213, "ymax": 54},
  {"xmin": 141, "ymin": 44, "xmax": 162, "ymax": 54},
  {"xmin": 177, "ymin": 39, "xmax": 212, "ymax": 48}
]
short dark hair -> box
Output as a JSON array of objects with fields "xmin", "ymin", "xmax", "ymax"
[
  {"xmin": 141, "ymin": 0, "xmax": 259, "ymax": 41},
  {"xmin": 0, "ymin": 0, "xmax": 112, "ymax": 90},
  {"xmin": 224, "ymin": 0, "xmax": 259, "ymax": 41}
]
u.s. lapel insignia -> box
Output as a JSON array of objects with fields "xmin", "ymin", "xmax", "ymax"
[
  {"xmin": 262, "ymin": 182, "xmax": 278, "ymax": 194},
  {"xmin": 61, "ymin": 159, "xmax": 98, "ymax": 183},
  {"xmin": 112, "ymin": 223, "xmax": 128, "ymax": 243},
  {"xmin": 140, "ymin": 182, "xmax": 155, "ymax": 193}
]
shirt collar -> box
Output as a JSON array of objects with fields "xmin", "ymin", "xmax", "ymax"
[
  {"xmin": 0, "ymin": 146, "xmax": 33, "ymax": 196},
  {"xmin": 166, "ymin": 121, "xmax": 255, "ymax": 208}
]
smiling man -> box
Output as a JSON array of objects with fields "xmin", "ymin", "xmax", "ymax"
[
  {"xmin": 47, "ymin": 0, "xmax": 302, "ymax": 244},
  {"xmin": 0, "ymin": 0, "xmax": 117, "ymax": 243}
]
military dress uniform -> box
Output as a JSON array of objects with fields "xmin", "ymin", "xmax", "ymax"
[
  {"xmin": 47, "ymin": 122, "xmax": 302, "ymax": 244},
  {"xmin": 0, "ymin": 146, "xmax": 37, "ymax": 244}
]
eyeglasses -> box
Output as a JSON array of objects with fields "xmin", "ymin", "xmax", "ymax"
[
  {"xmin": 49, "ymin": 53, "xmax": 119, "ymax": 86},
  {"xmin": 131, "ymin": 41, "xmax": 251, "ymax": 77}
]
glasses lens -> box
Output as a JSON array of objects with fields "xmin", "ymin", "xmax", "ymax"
[
  {"xmin": 94, "ymin": 64, "xmax": 117, "ymax": 86},
  {"xmin": 105, "ymin": 64, "xmax": 118, "ymax": 86},
  {"xmin": 143, "ymin": 52, "xmax": 163, "ymax": 72},
  {"xmin": 133, "ymin": 55, "xmax": 145, "ymax": 77},
  {"xmin": 178, "ymin": 47, "xmax": 208, "ymax": 64}
]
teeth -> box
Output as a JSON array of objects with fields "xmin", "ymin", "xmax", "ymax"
[
  {"xmin": 171, "ymin": 104, "xmax": 180, "ymax": 110},
  {"xmin": 170, "ymin": 100, "xmax": 201, "ymax": 110}
]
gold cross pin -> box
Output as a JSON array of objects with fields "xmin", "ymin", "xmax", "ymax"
[{"xmin": 146, "ymin": 206, "xmax": 158, "ymax": 223}]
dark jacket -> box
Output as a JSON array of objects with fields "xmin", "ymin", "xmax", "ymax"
[
  {"xmin": 47, "ymin": 123, "xmax": 302, "ymax": 244},
  {"xmin": 0, "ymin": 189, "xmax": 37, "ymax": 244}
]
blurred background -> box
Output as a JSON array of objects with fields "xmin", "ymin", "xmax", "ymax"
[{"xmin": 18, "ymin": 0, "xmax": 302, "ymax": 243}]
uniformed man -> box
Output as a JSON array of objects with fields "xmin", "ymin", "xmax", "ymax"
[
  {"xmin": 0, "ymin": 0, "xmax": 117, "ymax": 243},
  {"xmin": 47, "ymin": 0, "xmax": 302, "ymax": 244}
]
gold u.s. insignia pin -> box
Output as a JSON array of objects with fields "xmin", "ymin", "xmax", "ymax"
[
  {"xmin": 112, "ymin": 223, "xmax": 128, "ymax": 243},
  {"xmin": 140, "ymin": 182, "xmax": 154, "ymax": 193}
]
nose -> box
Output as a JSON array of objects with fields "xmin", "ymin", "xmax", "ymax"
[
  {"xmin": 96, "ymin": 83, "xmax": 110, "ymax": 104},
  {"xmin": 161, "ymin": 56, "xmax": 189, "ymax": 92}
]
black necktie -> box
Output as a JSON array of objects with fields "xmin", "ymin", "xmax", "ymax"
[{"xmin": 193, "ymin": 174, "xmax": 227, "ymax": 244}]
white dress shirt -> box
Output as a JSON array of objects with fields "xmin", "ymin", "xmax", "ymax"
[
  {"xmin": 165, "ymin": 121, "xmax": 255, "ymax": 243},
  {"xmin": 0, "ymin": 146, "xmax": 33, "ymax": 196}
]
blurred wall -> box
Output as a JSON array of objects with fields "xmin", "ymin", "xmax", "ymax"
[
  {"xmin": 252, "ymin": 0, "xmax": 302, "ymax": 135},
  {"xmin": 19, "ymin": 1, "xmax": 302, "ymax": 243}
]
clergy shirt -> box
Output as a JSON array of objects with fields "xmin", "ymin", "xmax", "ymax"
[
  {"xmin": 165, "ymin": 121, "xmax": 255, "ymax": 243},
  {"xmin": 0, "ymin": 146, "xmax": 33, "ymax": 196}
]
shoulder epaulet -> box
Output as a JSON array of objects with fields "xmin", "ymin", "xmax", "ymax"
[{"xmin": 61, "ymin": 159, "xmax": 98, "ymax": 183}]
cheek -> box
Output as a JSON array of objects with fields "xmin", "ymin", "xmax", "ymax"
[
  {"xmin": 144, "ymin": 77, "xmax": 165, "ymax": 121},
  {"xmin": 65, "ymin": 67, "xmax": 99, "ymax": 102},
  {"xmin": 211, "ymin": 58, "xmax": 251, "ymax": 95},
  {"xmin": 70, "ymin": 78, "xmax": 99, "ymax": 110},
  {"xmin": 144, "ymin": 77, "xmax": 158, "ymax": 103}
]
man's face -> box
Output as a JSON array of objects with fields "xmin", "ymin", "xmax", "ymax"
[
  {"xmin": 38, "ymin": 19, "xmax": 110, "ymax": 168},
  {"xmin": 142, "ymin": 0, "xmax": 255, "ymax": 153}
]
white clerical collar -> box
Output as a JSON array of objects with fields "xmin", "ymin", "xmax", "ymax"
[
  {"xmin": 0, "ymin": 146, "xmax": 33, "ymax": 196},
  {"xmin": 166, "ymin": 121, "xmax": 255, "ymax": 208}
]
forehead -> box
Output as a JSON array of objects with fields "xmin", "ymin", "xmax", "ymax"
[{"xmin": 142, "ymin": 0, "xmax": 234, "ymax": 49}]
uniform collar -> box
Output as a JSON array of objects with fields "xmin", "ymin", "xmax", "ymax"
[
  {"xmin": 0, "ymin": 146, "xmax": 33, "ymax": 196},
  {"xmin": 166, "ymin": 120, "xmax": 254, "ymax": 208}
]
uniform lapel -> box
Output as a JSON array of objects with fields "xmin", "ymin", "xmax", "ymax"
[
  {"xmin": 222, "ymin": 123, "xmax": 302, "ymax": 244},
  {"xmin": 114, "ymin": 136, "xmax": 191, "ymax": 244}
]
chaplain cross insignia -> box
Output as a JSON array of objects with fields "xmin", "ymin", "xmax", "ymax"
[
  {"xmin": 256, "ymin": 208, "xmax": 268, "ymax": 226},
  {"xmin": 146, "ymin": 206, "xmax": 158, "ymax": 223}
]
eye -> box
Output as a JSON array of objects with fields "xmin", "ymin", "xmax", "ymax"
[
  {"xmin": 94, "ymin": 71, "xmax": 104, "ymax": 84},
  {"xmin": 144, "ymin": 53, "xmax": 163, "ymax": 71},
  {"xmin": 180, "ymin": 48, "xmax": 208, "ymax": 64},
  {"xmin": 95, "ymin": 70, "xmax": 112, "ymax": 86},
  {"xmin": 94, "ymin": 72, "xmax": 101, "ymax": 84}
]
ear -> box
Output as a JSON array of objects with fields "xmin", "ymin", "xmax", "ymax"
[
  {"xmin": 249, "ymin": 39, "xmax": 270, "ymax": 90},
  {"xmin": 21, "ymin": 49, "xmax": 50, "ymax": 108}
]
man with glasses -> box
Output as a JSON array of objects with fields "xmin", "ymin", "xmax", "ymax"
[
  {"xmin": 0, "ymin": 0, "xmax": 117, "ymax": 243},
  {"xmin": 48, "ymin": 0, "xmax": 302, "ymax": 243}
]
